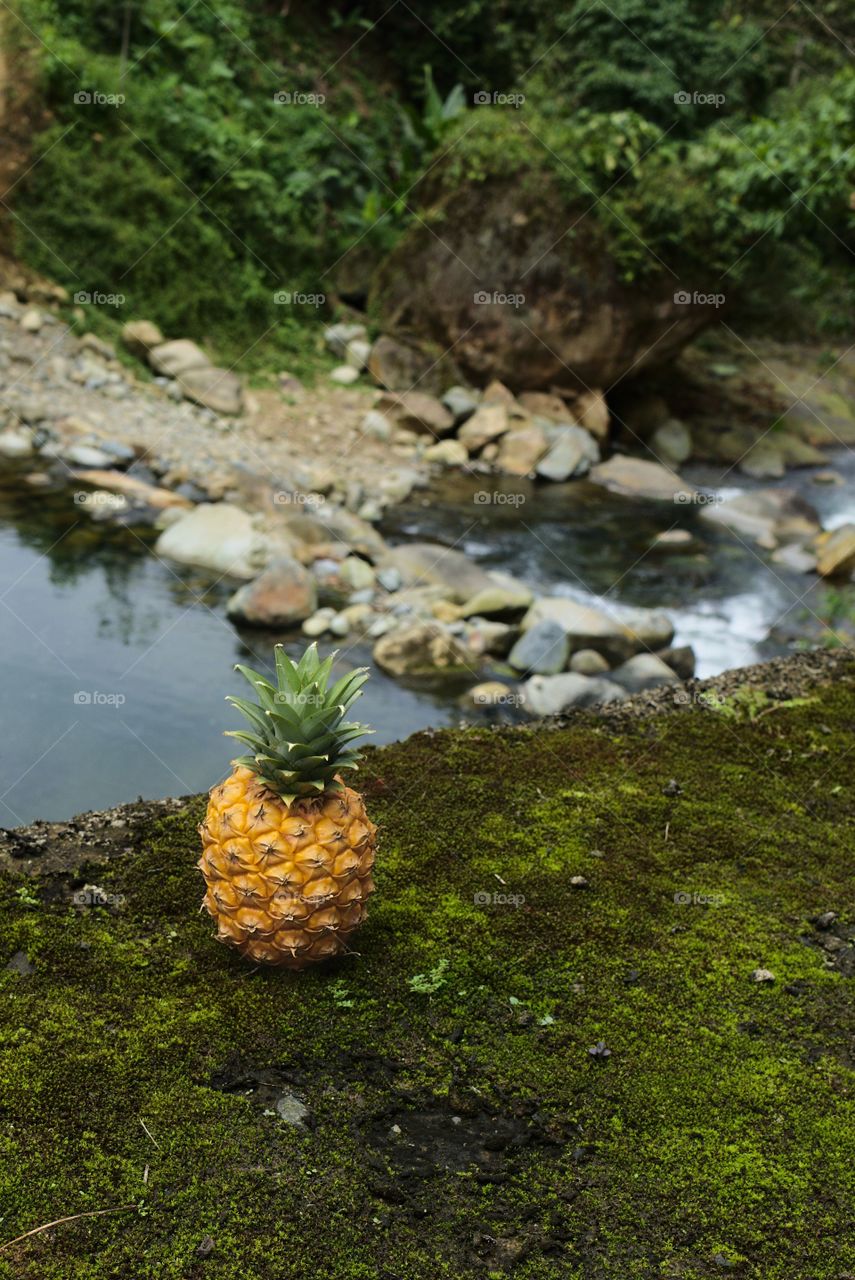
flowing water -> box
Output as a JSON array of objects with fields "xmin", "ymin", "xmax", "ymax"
[{"xmin": 1, "ymin": 453, "xmax": 853, "ymax": 822}]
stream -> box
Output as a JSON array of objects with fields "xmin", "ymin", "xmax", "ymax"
[{"xmin": 1, "ymin": 453, "xmax": 853, "ymax": 823}]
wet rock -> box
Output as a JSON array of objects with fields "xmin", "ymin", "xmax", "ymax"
[
  {"xmin": 701, "ymin": 488, "xmax": 821, "ymax": 548},
  {"xmin": 121, "ymin": 319, "xmax": 164, "ymax": 358},
  {"xmin": 508, "ymin": 619, "xmax": 569, "ymax": 674},
  {"xmin": 324, "ymin": 322, "xmax": 367, "ymax": 359},
  {"xmin": 155, "ymin": 503, "xmax": 265, "ymax": 579},
  {"xmin": 589, "ymin": 455, "xmax": 696, "ymax": 502},
  {"xmin": 569, "ymin": 648, "xmax": 610, "ymax": 675},
  {"xmin": 655, "ymin": 645, "xmax": 695, "ymax": 680},
  {"xmin": 458, "ymin": 403, "xmax": 511, "ymax": 453},
  {"xmin": 650, "ymin": 418, "xmax": 692, "ymax": 465},
  {"xmin": 149, "ymin": 339, "xmax": 209, "ymax": 378},
  {"xmin": 522, "ymin": 672, "xmax": 627, "ymax": 716},
  {"xmin": 379, "ymin": 542, "xmax": 493, "ymax": 603},
  {"xmin": 227, "ymin": 557, "xmax": 316, "ymax": 626},
  {"xmin": 816, "ymin": 524, "xmax": 855, "ymax": 579},
  {"xmin": 373, "ymin": 623, "xmax": 472, "ymax": 677},
  {"xmin": 740, "ymin": 442, "xmax": 785, "ymax": 480},
  {"xmin": 458, "ymin": 582, "xmax": 533, "ymax": 618},
  {"xmin": 442, "ymin": 386, "xmax": 479, "ymax": 423},
  {"xmin": 374, "ymin": 391, "xmax": 454, "ymax": 438},
  {"xmin": 536, "ymin": 423, "xmax": 600, "ymax": 481},
  {"xmin": 496, "ymin": 422, "xmax": 548, "ymax": 476},
  {"xmin": 424, "ymin": 438, "xmax": 468, "ymax": 466},
  {"xmin": 609, "ymin": 653, "xmax": 680, "ymax": 693}
]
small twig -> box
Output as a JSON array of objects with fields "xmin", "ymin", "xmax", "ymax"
[
  {"xmin": 664, "ymin": 821, "xmax": 670, "ymax": 842},
  {"xmin": 139, "ymin": 1118, "xmax": 160, "ymax": 1149},
  {"xmin": 0, "ymin": 1206, "xmax": 137, "ymax": 1252}
]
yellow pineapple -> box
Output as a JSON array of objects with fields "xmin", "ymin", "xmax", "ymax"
[{"xmin": 198, "ymin": 643, "xmax": 377, "ymax": 968}]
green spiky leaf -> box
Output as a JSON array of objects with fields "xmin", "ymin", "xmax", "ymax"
[{"xmin": 226, "ymin": 643, "xmax": 374, "ymax": 800}]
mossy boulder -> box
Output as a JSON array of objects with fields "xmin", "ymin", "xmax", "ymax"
[{"xmin": 1, "ymin": 652, "xmax": 853, "ymax": 1278}]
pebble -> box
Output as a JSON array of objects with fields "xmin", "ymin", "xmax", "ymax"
[
  {"xmin": 750, "ymin": 968, "xmax": 775, "ymax": 983},
  {"xmin": 20, "ymin": 309, "xmax": 43, "ymax": 333},
  {"xmin": 376, "ymin": 566, "xmax": 402, "ymax": 593},
  {"xmin": 329, "ymin": 612, "xmax": 351, "ymax": 636},
  {"xmin": 330, "ymin": 364, "xmax": 359, "ymax": 385},
  {"xmin": 302, "ymin": 608, "xmax": 335, "ymax": 637}
]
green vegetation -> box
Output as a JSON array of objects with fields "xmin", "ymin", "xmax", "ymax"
[
  {"xmin": 5, "ymin": 0, "xmax": 854, "ymax": 362},
  {"xmin": 1, "ymin": 667, "xmax": 853, "ymax": 1277}
]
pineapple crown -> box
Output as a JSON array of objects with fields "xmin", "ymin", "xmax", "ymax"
[{"xmin": 225, "ymin": 643, "xmax": 373, "ymax": 805}]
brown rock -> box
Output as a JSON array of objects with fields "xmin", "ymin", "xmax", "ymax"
[
  {"xmin": 367, "ymin": 334, "xmax": 452, "ymax": 393},
  {"xmin": 373, "ymin": 623, "xmax": 472, "ymax": 677},
  {"xmin": 70, "ymin": 469, "xmax": 191, "ymax": 510},
  {"xmin": 148, "ymin": 339, "xmax": 209, "ymax": 378},
  {"xmin": 121, "ymin": 320, "xmax": 164, "ymax": 359},
  {"xmin": 573, "ymin": 389, "xmax": 610, "ymax": 441},
  {"xmin": 374, "ymin": 391, "xmax": 454, "ymax": 438},
  {"xmin": 458, "ymin": 403, "xmax": 511, "ymax": 453},
  {"xmin": 226, "ymin": 557, "xmax": 317, "ymax": 626},
  {"xmin": 816, "ymin": 524, "xmax": 855, "ymax": 579},
  {"xmin": 496, "ymin": 422, "xmax": 548, "ymax": 475},
  {"xmin": 517, "ymin": 391, "xmax": 571, "ymax": 421},
  {"xmin": 588, "ymin": 455, "xmax": 695, "ymax": 502},
  {"xmin": 178, "ymin": 367, "xmax": 244, "ymax": 416}
]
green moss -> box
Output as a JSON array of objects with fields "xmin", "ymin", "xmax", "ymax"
[{"xmin": 1, "ymin": 672, "xmax": 854, "ymax": 1277}]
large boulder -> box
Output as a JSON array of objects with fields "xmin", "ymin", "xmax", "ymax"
[
  {"xmin": 522, "ymin": 672, "xmax": 628, "ymax": 716},
  {"xmin": 508, "ymin": 619, "xmax": 569, "ymax": 674},
  {"xmin": 178, "ymin": 366, "xmax": 244, "ymax": 416},
  {"xmin": 155, "ymin": 503, "xmax": 266, "ymax": 579},
  {"xmin": 588, "ymin": 455, "xmax": 696, "ymax": 502},
  {"xmin": 496, "ymin": 421, "xmax": 548, "ymax": 475},
  {"xmin": 522, "ymin": 596, "xmax": 673, "ymax": 664},
  {"xmin": 374, "ymin": 391, "xmax": 454, "ymax": 438},
  {"xmin": 369, "ymin": 169, "xmax": 705, "ymax": 392},
  {"xmin": 536, "ymin": 424, "xmax": 599, "ymax": 481},
  {"xmin": 226, "ymin": 557, "xmax": 317, "ymax": 626},
  {"xmin": 148, "ymin": 339, "xmax": 209, "ymax": 378}
]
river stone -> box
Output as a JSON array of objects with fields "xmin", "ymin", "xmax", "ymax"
[
  {"xmin": 302, "ymin": 607, "xmax": 335, "ymax": 636},
  {"xmin": 20, "ymin": 308, "xmax": 43, "ymax": 333},
  {"xmin": 609, "ymin": 653, "xmax": 680, "ymax": 693},
  {"xmin": 378, "ymin": 467, "xmax": 420, "ymax": 505},
  {"xmin": 536, "ymin": 424, "xmax": 599, "ymax": 481},
  {"xmin": 771, "ymin": 543, "xmax": 818, "ymax": 573},
  {"xmin": 62, "ymin": 443, "xmax": 115, "ymax": 468},
  {"xmin": 740, "ymin": 442, "xmax": 785, "ymax": 480},
  {"xmin": 379, "ymin": 542, "xmax": 493, "ymax": 603},
  {"xmin": 121, "ymin": 320, "xmax": 164, "ymax": 358},
  {"xmin": 701, "ymin": 488, "xmax": 821, "ymax": 547},
  {"xmin": 155, "ymin": 503, "xmax": 264, "ymax": 579},
  {"xmin": 497, "ymin": 422, "xmax": 548, "ymax": 476},
  {"xmin": 816, "ymin": 524, "xmax": 855, "ymax": 578},
  {"xmin": 442, "ymin": 386, "xmax": 479, "ymax": 423},
  {"xmin": 458, "ymin": 403, "xmax": 511, "ymax": 453},
  {"xmin": 572, "ymin": 389, "xmax": 610, "ymax": 442},
  {"xmin": 522, "ymin": 673, "xmax": 627, "ymax": 716},
  {"xmin": 589, "ymin": 455, "xmax": 696, "ymax": 502},
  {"xmin": 178, "ymin": 367, "xmax": 243, "ymax": 415},
  {"xmin": 458, "ymin": 582, "xmax": 533, "ymax": 618},
  {"xmin": 656, "ymin": 645, "xmax": 696, "ymax": 680},
  {"xmin": 508, "ymin": 619, "xmax": 569, "ymax": 674},
  {"xmin": 148, "ymin": 339, "xmax": 210, "ymax": 378},
  {"xmin": 465, "ymin": 681, "xmax": 516, "ymax": 708},
  {"xmin": 618, "ymin": 606, "xmax": 675, "ymax": 652},
  {"xmin": 650, "ymin": 418, "xmax": 692, "ymax": 465},
  {"xmin": 339, "ymin": 556, "xmax": 376, "ymax": 591},
  {"xmin": 324, "ymin": 323, "xmax": 367, "ymax": 359},
  {"xmin": 345, "ymin": 338, "xmax": 372, "ymax": 371},
  {"xmin": 330, "ymin": 364, "xmax": 359, "ymax": 385},
  {"xmin": 569, "ymin": 648, "xmax": 610, "ymax": 675},
  {"xmin": 464, "ymin": 618, "xmax": 514, "ymax": 657},
  {"xmin": 311, "ymin": 505, "xmax": 388, "ymax": 561},
  {"xmin": 373, "ymin": 623, "xmax": 472, "ymax": 677},
  {"xmin": 0, "ymin": 427, "xmax": 35, "ymax": 457},
  {"xmin": 376, "ymin": 566, "xmax": 402, "ymax": 592},
  {"xmin": 374, "ymin": 391, "xmax": 454, "ymax": 438},
  {"xmin": 424, "ymin": 438, "xmax": 468, "ymax": 466},
  {"xmin": 517, "ymin": 392, "xmax": 569, "ymax": 421},
  {"xmin": 361, "ymin": 410, "xmax": 392, "ymax": 441},
  {"xmin": 227, "ymin": 556, "xmax": 317, "ymax": 626}
]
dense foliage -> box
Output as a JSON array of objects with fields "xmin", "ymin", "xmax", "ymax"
[{"xmin": 6, "ymin": 0, "xmax": 854, "ymax": 360}]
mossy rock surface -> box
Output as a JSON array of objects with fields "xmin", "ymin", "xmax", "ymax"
[{"xmin": 1, "ymin": 653, "xmax": 853, "ymax": 1279}]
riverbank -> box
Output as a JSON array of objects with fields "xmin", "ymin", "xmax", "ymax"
[{"xmin": 1, "ymin": 651, "xmax": 853, "ymax": 1278}]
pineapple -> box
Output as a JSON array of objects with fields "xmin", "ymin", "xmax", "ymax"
[{"xmin": 198, "ymin": 643, "xmax": 377, "ymax": 969}]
